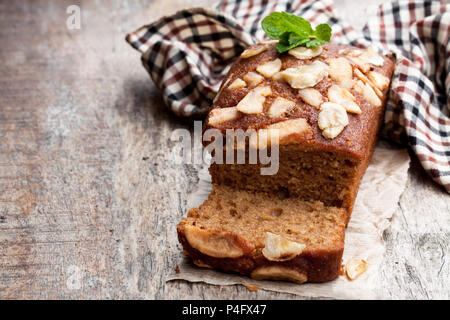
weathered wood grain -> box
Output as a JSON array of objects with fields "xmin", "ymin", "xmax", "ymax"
[{"xmin": 0, "ymin": 0, "xmax": 448, "ymax": 299}]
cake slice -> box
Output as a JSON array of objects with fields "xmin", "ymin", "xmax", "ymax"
[{"xmin": 178, "ymin": 186, "xmax": 346, "ymax": 283}]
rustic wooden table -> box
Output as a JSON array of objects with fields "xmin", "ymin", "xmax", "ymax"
[{"xmin": 0, "ymin": 0, "xmax": 448, "ymax": 299}]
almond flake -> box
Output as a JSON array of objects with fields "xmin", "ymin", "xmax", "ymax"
[
  {"xmin": 354, "ymin": 68, "xmax": 370, "ymax": 83},
  {"xmin": 236, "ymin": 86, "xmax": 271, "ymax": 114},
  {"xmin": 347, "ymin": 49, "xmax": 363, "ymax": 57},
  {"xmin": 184, "ymin": 225, "xmax": 247, "ymax": 258},
  {"xmin": 339, "ymin": 48, "xmax": 362, "ymax": 57},
  {"xmin": 241, "ymin": 44, "xmax": 269, "ymax": 58},
  {"xmin": 354, "ymin": 81, "xmax": 381, "ymax": 107},
  {"xmin": 271, "ymin": 72, "xmax": 285, "ymax": 82},
  {"xmin": 318, "ymin": 102, "xmax": 349, "ymax": 139},
  {"xmin": 268, "ymin": 97, "xmax": 297, "ymax": 118},
  {"xmin": 228, "ymin": 78, "xmax": 247, "ymax": 89},
  {"xmin": 328, "ymin": 57, "xmax": 354, "ymax": 89},
  {"xmin": 354, "ymin": 69, "xmax": 383, "ymax": 97},
  {"xmin": 251, "ymin": 265, "xmax": 307, "ymax": 284},
  {"xmin": 354, "ymin": 80, "xmax": 382, "ymax": 107},
  {"xmin": 346, "ymin": 258, "xmax": 369, "ymax": 280},
  {"xmin": 288, "ymin": 46, "xmax": 322, "ymax": 59},
  {"xmin": 368, "ymin": 71, "xmax": 390, "ymax": 90},
  {"xmin": 372, "ymin": 85, "xmax": 383, "ymax": 98},
  {"xmin": 208, "ymin": 107, "xmax": 240, "ymax": 126},
  {"xmin": 328, "ymin": 85, "xmax": 361, "ymax": 114},
  {"xmin": 359, "ymin": 47, "xmax": 384, "ymax": 66},
  {"xmin": 262, "ymin": 232, "xmax": 306, "ymax": 261},
  {"xmin": 243, "ymin": 72, "xmax": 264, "ymax": 88},
  {"xmin": 261, "ymin": 40, "xmax": 279, "ymax": 45},
  {"xmin": 347, "ymin": 56, "xmax": 370, "ymax": 73},
  {"xmin": 249, "ymin": 118, "xmax": 310, "ymax": 149},
  {"xmin": 256, "ymin": 58, "xmax": 282, "ymax": 78},
  {"xmin": 298, "ymin": 88, "xmax": 324, "ymax": 108},
  {"xmin": 280, "ymin": 61, "xmax": 329, "ymax": 89}
]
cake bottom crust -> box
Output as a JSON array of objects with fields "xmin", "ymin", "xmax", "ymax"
[{"xmin": 177, "ymin": 222, "xmax": 344, "ymax": 283}]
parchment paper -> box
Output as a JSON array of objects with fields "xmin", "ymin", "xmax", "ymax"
[{"xmin": 167, "ymin": 141, "xmax": 411, "ymax": 299}]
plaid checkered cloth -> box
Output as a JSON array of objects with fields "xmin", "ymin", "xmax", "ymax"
[{"xmin": 126, "ymin": 0, "xmax": 450, "ymax": 192}]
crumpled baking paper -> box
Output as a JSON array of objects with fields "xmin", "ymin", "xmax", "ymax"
[{"xmin": 167, "ymin": 141, "xmax": 410, "ymax": 299}]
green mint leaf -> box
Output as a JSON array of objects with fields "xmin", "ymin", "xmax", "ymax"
[
  {"xmin": 276, "ymin": 32, "xmax": 310, "ymax": 53},
  {"xmin": 314, "ymin": 23, "xmax": 332, "ymax": 42},
  {"xmin": 287, "ymin": 33, "xmax": 310, "ymax": 46},
  {"xmin": 261, "ymin": 12, "xmax": 332, "ymax": 53},
  {"xmin": 275, "ymin": 42, "xmax": 293, "ymax": 53},
  {"xmin": 305, "ymin": 39, "xmax": 327, "ymax": 48},
  {"xmin": 262, "ymin": 12, "xmax": 312, "ymax": 39}
]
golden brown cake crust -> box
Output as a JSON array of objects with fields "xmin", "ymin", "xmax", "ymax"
[{"xmin": 205, "ymin": 43, "xmax": 395, "ymax": 160}]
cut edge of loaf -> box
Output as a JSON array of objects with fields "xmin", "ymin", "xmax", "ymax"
[
  {"xmin": 209, "ymin": 144, "xmax": 367, "ymax": 217},
  {"xmin": 177, "ymin": 185, "xmax": 346, "ymax": 283}
]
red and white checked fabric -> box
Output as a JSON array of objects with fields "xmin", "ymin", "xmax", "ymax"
[{"xmin": 126, "ymin": 0, "xmax": 450, "ymax": 192}]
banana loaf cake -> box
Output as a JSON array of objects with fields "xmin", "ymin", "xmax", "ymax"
[{"xmin": 177, "ymin": 41, "xmax": 394, "ymax": 283}]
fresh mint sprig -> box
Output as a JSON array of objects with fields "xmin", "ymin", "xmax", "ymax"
[{"xmin": 261, "ymin": 12, "xmax": 332, "ymax": 53}]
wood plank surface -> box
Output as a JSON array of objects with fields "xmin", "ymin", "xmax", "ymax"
[{"xmin": 0, "ymin": 0, "xmax": 448, "ymax": 299}]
